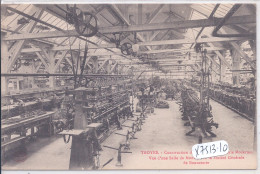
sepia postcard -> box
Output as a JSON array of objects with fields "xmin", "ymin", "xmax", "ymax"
[{"xmin": 1, "ymin": 2, "xmax": 257, "ymax": 171}]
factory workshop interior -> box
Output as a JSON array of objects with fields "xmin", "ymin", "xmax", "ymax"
[{"xmin": 1, "ymin": 3, "xmax": 257, "ymax": 170}]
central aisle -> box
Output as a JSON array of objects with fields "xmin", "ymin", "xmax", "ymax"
[
  {"xmin": 102, "ymin": 99, "xmax": 255, "ymax": 169},
  {"xmin": 102, "ymin": 100, "xmax": 200, "ymax": 169}
]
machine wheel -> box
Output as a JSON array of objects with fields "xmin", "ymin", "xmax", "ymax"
[
  {"xmin": 121, "ymin": 42, "xmax": 133, "ymax": 55},
  {"xmin": 74, "ymin": 12, "xmax": 98, "ymax": 37}
]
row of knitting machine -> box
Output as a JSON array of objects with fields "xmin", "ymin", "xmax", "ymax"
[
  {"xmin": 1, "ymin": 87, "xmax": 67, "ymax": 165},
  {"xmin": 57, "ymin": 74, "xmax": 156, "ymax": 170},
  {"xmin": 187, "ymin": 80, "xmax": 256, "ymax": 122},
  {"xmin": 165, "ymin": 42, "xmax": 256, "ymax": 141},
  {"xmin": 165, "ymin": 44, "xmax": 220, "ymax": 143}
]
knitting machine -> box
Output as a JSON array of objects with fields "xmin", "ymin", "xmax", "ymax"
[
  {"xmin": 136, "ymin": 85, "xmax": 156, "ymax": 116},
  {"xmin": 164, "ymin": 87, "xmax": 175, "ymax": 100},
  {"xmin": 59, "ymin": 75, "xmax": 133, "ymax": 170},
  {"xmin": 178, "ymin": 44, "xmax": 218, "ymax": 138},
  {"xmin": 155, "ymin": 101, "xmax": 169, "ymax": 109},
  {"xmin": 161, "ymin": 80, "xmax": 181, "ymax": 100}
]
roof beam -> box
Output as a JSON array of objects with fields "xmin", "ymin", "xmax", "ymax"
[
  {"xmin": 35, "ymin": 63, "xmax": 43, "ymax": 72},
  {"xmin": 149, "ymin": 17, "xmax": 171, "ymax": 41},
  {"xmin": 210, "ymin": 48, "xmax": 232, "ymax": 70},
  {"xmin": 95, "ymin": 15, "xmax": 256, "ymax": 33},
  {"xmin": 140, "ymin": 46, "xmax": 225, "ymax": 54},
  {"xmin": 65, "ymin": 57, "xmax": 72, "ymax": 66},
  {"xmin": 145, "ymin": 4, "xmax": 164, "ymax": 24},
  {"xmin": 158, "ymin": 62, "xmax": 198, "ymax": 66},
  {"xmin": 6, "ymin": 9, "xmax": 44, "ymax": 72},
  {"xmin": 21, "ymin": 44, "xmax": 116, "ymax": 53},
  {"xmin": 35, "ymin": 51, "xmax": 49, "ymax": 70},
  {"xmin": 189, "ymin": 5, "xmax": 212, "ymax": 18},
  {"xmin": 18, "ymin": 37, "xmax": 253, "ymax": 52},
  {"xmin": 4, "ymin": 15, "xmax": 255, "ymax": 41},
  {"xmin": 138, "ymin": 4, "xmax": 143, "ymax": 25},
  {"xmin": 150, "ymin": 57, "xmax": 196, "ymax": 61},
  {"xmin": 6, "ymin": 6, "xmax": 123, "ymax": 57},
  {"xmin": 148, "ymin": 16, "xmax": 192, "ymax": 50},
  {"xmin": 219, "ymin": 28, "xmax": 256, "ymax": 69},
  {"xmin": 206, "ymin": 55, "xmax": 220, "ymax": 69},
  {"xmin": 54, "ymin": 37, "xmax": 77, "ymax": 71},
  {"xmin": 230, "ymin": 42, "xmax": 255, "ymax": 69},
  {"xmin": 38, "ymin": 45, "xmax": 51, "ymax": 62},
  {"xmin": 190, "ymin": 4, "xmax": 256, "ymax": 70},
  {"xmin": 97, "ymin": 59, "xmax": 109, "ymax": 72},
  {"xmin": 118, "ymin": 64, "xmax": 125, "ymax": 74},
  {"xmin": 1, "ymin": 8, "xmax": 54, "ymax": 48},
  {"xmin": 138, "ymin": 36, "xmax": 252, "ymax": 46},
  {"xmin": 108, "ymin": 63, "xmax": 118, "ymax": 74},
  {"xmin": 54, "ymin": 50, "xmax": 68, "ymax": 71}
]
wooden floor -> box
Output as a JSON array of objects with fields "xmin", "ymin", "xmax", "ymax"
[{"xmin": 2, "ymin": 99, "xmax": 255, "ymax": 170}]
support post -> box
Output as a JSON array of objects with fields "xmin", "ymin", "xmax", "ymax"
[
  {"xmin": 231, "ymin": 49, "xmax": 241, "ymax": 86},
  {"xmin": 92, "ymin": 56, "xmax": 99, "ymax": 74},
  {"xmin": 48, "ymin": 51, "xmax": 56, "ymax": 88},
  {"xmin": 249, "ymin": 40, "xmax": 256, "ymax": 59},
  {"xmin": 1, "ymin": 32, "xmax": 9, "ymax": 94},
  {"xmin": 105, "ymin": 60, "xmax": 111, "ymax": 74},
  {"xmin": 219, "ymin": 57, "xmax": 226, "ymax": 83}
]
